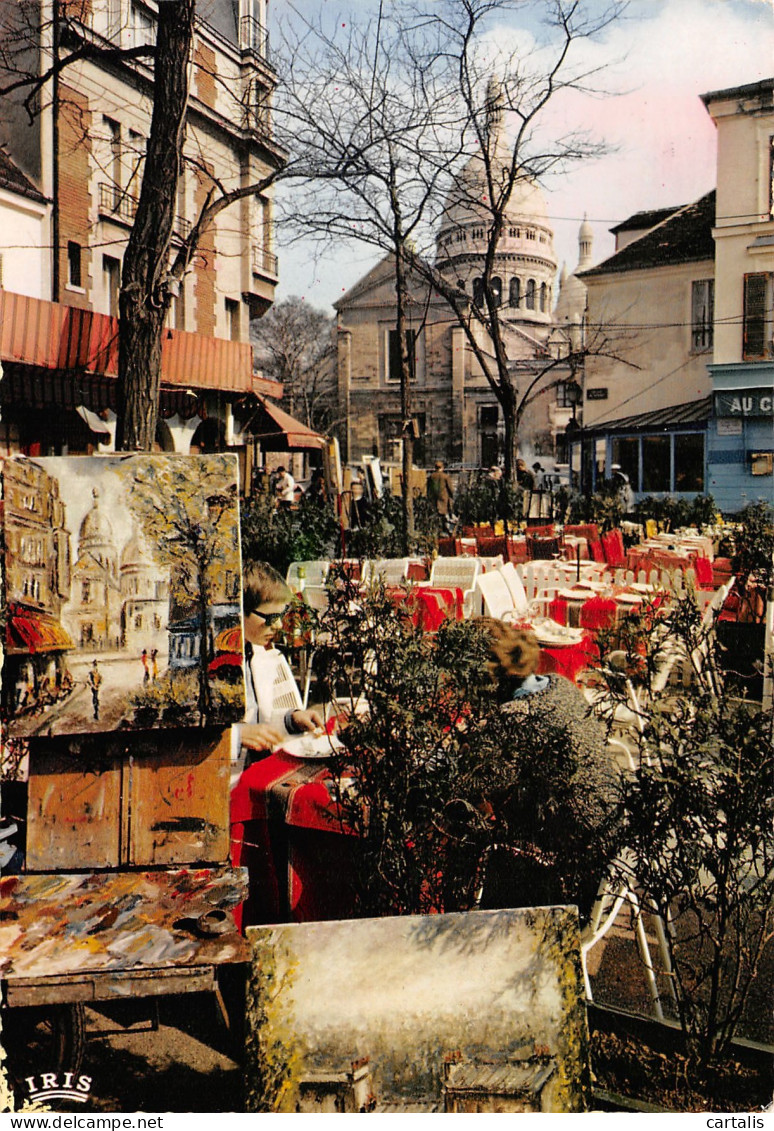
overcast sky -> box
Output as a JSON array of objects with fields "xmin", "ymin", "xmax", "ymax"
[{"xmin": 272, "ymin": 0, "xmax": 773, "ymax": 315}]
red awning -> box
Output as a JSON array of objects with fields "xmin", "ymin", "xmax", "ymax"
[
  {"xmin": 7, "ymin": 605, "xmax": 74, "ymax": 654},
  {"xmin": 0, "ymin": 290, "xmax": 283, "ymax": 398},
  {"xmin": 246, "ymin": 396, "xmax": 326, "ymax": 450}
]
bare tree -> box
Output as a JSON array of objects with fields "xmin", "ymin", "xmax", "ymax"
[
  {"xmin": 275, "ymin": 0, "xmax": 628, "ymax": 488},
  {"xmin": 251, "ymin": 295, "xmax": 338, "ymax": 434},
  {"xmin": 0, "ymin": 0, "xmax": 288, "ymax": 452},
  {"xmin": 273, "ymin": 5, "xmax": 466, "ymax": 543}
]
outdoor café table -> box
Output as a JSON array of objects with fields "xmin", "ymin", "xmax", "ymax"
[
  {"xmin": 230, "ymin": 748, "xmax": 357, "ymax": 931},
  {"xmin": 386, "ymin": 584, "xmax": 465, "ymax": 631}
]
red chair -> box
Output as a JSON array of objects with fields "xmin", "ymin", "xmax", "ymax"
[
  {"xmin": 437, "ymin": 537, "xmax": 462, "ymax": 557},
  {"xmin": 528, "ymin": 536, "xmax": 561, "ymax": 561},
  {"xmin": 476, "ymin": 535, "xmax": 511, "ymax": 561},
  {"xmin": 589, "ymin": 539, "xmax": 606, "ymax": 564},
  {"xmin": 565, "ymin": 523, "xmax": 600, "ymax": 543},
  {"xmin": 693, "ymin": 556, "xmax": 714, "ymax": 589},
  {"xmin": 601, "ymin": 529, "xmax": 627, "ymax": 568},
  {"xmin": 580, "ymin": 596, "xmax": 617, "ymax": 631}
]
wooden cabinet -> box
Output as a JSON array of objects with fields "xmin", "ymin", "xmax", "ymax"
[{"xmin": 26, "ymin": 729, "xmax": 231, "ymax": 871}]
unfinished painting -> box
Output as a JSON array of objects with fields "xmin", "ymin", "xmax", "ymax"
[
  {"xmin": 246, "ymin": 908, "xmax": 589, "ymax": 1113},
  {"xmin": 2, "ymin": 453, "xmax": 244, "ymax": 737}
]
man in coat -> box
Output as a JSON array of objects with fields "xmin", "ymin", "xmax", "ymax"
[{"xmin": 427, "ymin": 460, "xmax": 455, "ymax": 532}]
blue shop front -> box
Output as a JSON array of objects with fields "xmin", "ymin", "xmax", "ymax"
[{"xmin": 708, "ymin": 363, "xmax": 774, "ymax": 514}]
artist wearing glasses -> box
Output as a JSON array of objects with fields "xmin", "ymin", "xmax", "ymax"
[{"xmin": 240, "ymin": 560, "xmax": 324, "ymax": 752}]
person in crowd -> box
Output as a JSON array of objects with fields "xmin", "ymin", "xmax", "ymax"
[
  {"xmin": 88, "ymin": 659, "xmax": 102, "ymax": 722},
  {"xmin": 274, "ymin": 465, "xmax": 296, "ymax": 509},
  {"xmin": 477, "ymin": 620, "xmax": 621, "ymax": 918},
  {"xmin": 427, "ymin": 460, "xmax": 455, "ymax": 532},
  {"xmin": 304, "ymin": 467, "xmax": 327, "ymax": 505},
  {"xmin": 610, "ymin": 463, "xmax": 635, "ymax": 514},
  {"xmin": 240, "ymin": 561, "xmax": 324, "ymax": 754},
  {"xmin": 516, "ymin": 458, "xmax": 535, "ymax": 491}
]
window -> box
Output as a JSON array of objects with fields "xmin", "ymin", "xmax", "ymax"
[
  {"xmin": 641, "ymin": 436, "xmax": 671, "ymax": 492},
  {"xmin": 225, "ymin": 298, "xmax": 240, "ymax": 341},
  {"xmin": 611, "ymin": 437, "xmax": 640, "ymax": 492},
  {"xmin": 104, "ymin": 116, "xmax": 121, "ymax": 201},
  {"xmin": 81, "ymin": 581, "xmax": 91, "ymax": 603},
  {"xmin": 525, "ymin": 279, "xmax": 536, "ymax": 310},
  {"xmin": 743, "ymin": 273, "xmax": 772, "ymax": 360},
  {"xmin": 480, "ymin": 405, "xmax": 499, "ymax": 467},
  {"xmin": 103, "ymin": 255, "xmax": 121, "ymax": 317},
  {"xmin": 471, "ymin": 227, "xmax": 485, "ymax": 240},
  {"xmin": 674, "ymin": 433, "xmax": 704, "ymax": 492},
  {"xmin": 106, "ymin": 0, "xmax": 121, "ymax": 41},
  {"xmin": 691, "ymin": 279, "xmax": 714, "ymax": 350},
  {"xmin": 67, "ymin": 242, "xmax": 82, "ymax": 288},
  {"xmin": 387, "ymin": 328, "xmax": 417, "ymax": 382},
  {"xmin": 472, "ymin": 277, "xmax": 484, "ymax": 306},
  {"xmin": 540, "ymin": 282, "xmax": 548, "ymax": 312},
  {"xmin": 526, "ymin": 229, "xmax": 536, "ymax": 241},
  {"xmin": 508, "ymin": 227, "xmax": 521, "ymax": 239},
  {"xmin": 509, "ymin": 278, "xmax": 521, "ymax": 307},
  {"xmin": 130, "ymin": 1, "xmax": 155, "ymax": 48}
]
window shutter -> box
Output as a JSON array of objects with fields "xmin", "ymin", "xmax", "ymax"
[{"xmin": 743, "ymin": 273, "xmax": 768, "ymax": 359}]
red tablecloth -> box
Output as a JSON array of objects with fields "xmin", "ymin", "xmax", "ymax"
[
  {"xmin": 537, "ymin": 633, "xmax": 596, "ymax": 682},
  {"xmin": 386, "ymin": 586, "xmax": 464, "ymax": 631},
  {"xmin": 230, "ymin": 752, "xmax": 356, "ymax": 930}
]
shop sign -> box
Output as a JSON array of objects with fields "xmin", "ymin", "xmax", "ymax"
[
  {"xmin": 586, "ymin": 388, "xmax": 608, "ymax": 401},
  {"xmin": 714, "ymin": 389, "xmax": 774, "ymax": 417}
]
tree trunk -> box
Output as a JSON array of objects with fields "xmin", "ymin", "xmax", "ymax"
[
  {"xmin": 394, "ymin": 242, "xmax": 415, "ymax": 552},
  {"xmin": 116, "ymin": 0, "xmax": 196, "ymax": 452}
]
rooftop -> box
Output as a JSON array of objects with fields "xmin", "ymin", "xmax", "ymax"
[
  {"xmin": 580, "ymin": 192, "xmax": 715, "ymax": 278},
  {"xmin": 609, "ymin": 206, "xmax": 681, "ymax": 236},
  {"xmin": 582, "ymin": 396, "xmax": 712, "ymax": 435},
  {"xmin": 700, "ymin": 77, "xmax": 774, "ymax": 108},
  {"xmin": 0, "ymin": 148, "xmax": 47, "ymax": 205}
]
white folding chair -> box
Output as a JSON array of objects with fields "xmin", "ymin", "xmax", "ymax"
[
  {"xmin": 286, "ymin": 559, "xmax": 329, "ymax": 593},
  {"xmin": 427, "ymin": 557, "xmax": 481, "ymax": 617},
  {"xmin": 499, "ymin": 562, "xmax": 531, "ymax": 618},
  {"xmin": 475, "ymin": 571, "xmax": 520, "ymax": 621},
  {"xmin": 367, "ymin": 558, "xmax": 410, "ymax": 586}
]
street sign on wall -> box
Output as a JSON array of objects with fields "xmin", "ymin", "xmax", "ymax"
[{"xmin": 714, "ymin": 389, "xmax": 774, "ymax": 417}]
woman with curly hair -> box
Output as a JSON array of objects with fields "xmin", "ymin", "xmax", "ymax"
[{"xmin": 477, "ymin": 620, "xmax": 621, "ymax": 918}]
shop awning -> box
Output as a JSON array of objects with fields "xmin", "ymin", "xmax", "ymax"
[
  {"xmin": 7, "ymin": 605, "xmax": 74, "ymax": 654},
  {"xmin": 244, "ymin": 397, "xmax": 326, "ymax": 450},
  {"xmin": 0, "ymin": 289, "xmax": 282, "ymax": 398}
]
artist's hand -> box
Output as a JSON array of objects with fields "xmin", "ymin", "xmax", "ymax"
[
  {"xmin": 240, "ymin": 723, "xmax": 286, "ymax": 751},
  {"xmin": 290, "ymin": 708, "xmax": 325, "ymax": 732}
]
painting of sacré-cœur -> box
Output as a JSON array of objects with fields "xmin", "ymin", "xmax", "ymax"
[
  {"xmin": 246, "ymin": 907, "xmax": 590, "ymax": 1114},
  {"xmin": 2, "ymin": 453, "xmax": 244, "ymax": 737}
]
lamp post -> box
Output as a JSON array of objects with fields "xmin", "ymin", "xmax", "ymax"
[{"xmin": 563, "ymin": 375, "xmax": 583, "ymax": 490}]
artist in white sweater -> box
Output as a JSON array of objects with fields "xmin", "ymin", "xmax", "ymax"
[{"xmin": 240, "ymin": 561, "xmax": 323, "ymax": 752}]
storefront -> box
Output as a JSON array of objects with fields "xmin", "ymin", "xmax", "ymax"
[
  {"xmin": 707, "ymin": 364, "xmax": 774, "ymax": 514},
  {"xmin": 568, "ymin": 398, "xmax": 711, "ymax": 499}
]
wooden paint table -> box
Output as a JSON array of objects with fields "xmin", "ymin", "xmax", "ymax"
[{"xmin": 0, "ymin": 867, "xmax": 248, "ymax": 1008}]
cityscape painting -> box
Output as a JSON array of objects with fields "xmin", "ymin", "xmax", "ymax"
[
  {"xmin": 246, "ymin": 908, "xmax": 590, "ymax": 1113},
  {"xmin": 2, "ymin": 453, "xmax": 244, "ymax": 737}
]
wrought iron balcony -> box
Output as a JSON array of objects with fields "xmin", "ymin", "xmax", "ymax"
[
  {"xmin": 240, "ymin": 14, "xmax": 269, "ymax": 58},
  {"xmin": 98, "ymin": 182, "xmax": 191, "ymax": 241},
  {"xmin": 252, "ymin": 244, "xmax": 278, "ymax": 278}
]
